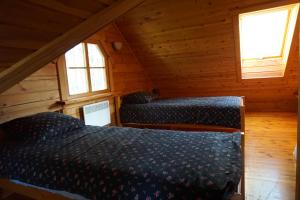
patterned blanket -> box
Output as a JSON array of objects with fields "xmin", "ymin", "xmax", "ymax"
[
  {"xmin": 0, "ymin": 126, "xmax": 241, "ymax": 200},
  {"xmin": 120, "ymin": 96, "xmax": 242, "ymax": 129}
]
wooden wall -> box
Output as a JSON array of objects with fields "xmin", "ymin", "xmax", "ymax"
[
  {"xmin": 61, "ymin": 24, "xmax": 152, "ymax": 119},
  {"xmin": 0, "ymin": 63, "xmax": 61, "ymax": 123},
  {"xmin": 116, "ymin": 0, "xmax": 299, "ymax": 112},
  {"xmin": 91, "ymin": 24, "xmax": 152, "ymax": 95},
  {"xmin": 0, "ymin": 24, "xmax": 152, "ymax": 123}
]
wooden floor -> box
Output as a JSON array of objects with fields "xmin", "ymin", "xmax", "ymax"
[
  {"xmin": 0, "ymin": 112, "xmax": 297, "ymax": 200},
  {"xmin": 245, "ymin": 112, "xmax": 297, "ymax": 200}
]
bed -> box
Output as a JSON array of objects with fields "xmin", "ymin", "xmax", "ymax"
[
  {"xmin": 0, "ymin": 112, "xmax": 245, "ymax": 200},
  {"xmin": 116, "ymin": 92, "xmax": 245, "ymax": 132}
]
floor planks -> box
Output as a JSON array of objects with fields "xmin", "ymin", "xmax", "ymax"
[
  {"xmin": 245, "ymin": 112, "xmax": 297, "ymax": 200},
  {"xmin": 0, "ymin": 112, "xmax": 297, "ymax": 200}
]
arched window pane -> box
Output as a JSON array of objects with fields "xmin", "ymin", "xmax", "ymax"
[
  {"xmin": 87, "ymin": 44, "xmax": 105, "ymax": 67},
  {"xmin": 64, "ymin": 42, "xmax": 109, "ymax": 95},
  {"xmin": 65, "ymin": 43, "xmax": 89, "ymax": 95},
  {"xmin": 65, "ymin": 43, "xmax": 86, "ymax": 68}
]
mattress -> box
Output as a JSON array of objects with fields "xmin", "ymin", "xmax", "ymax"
[
  {"xmin": 0, "ymin": 126, "xmax": 241, "ymax": 200},
  {"xmin": 120, "ymin": 96, "xmax": 242, "ymax": 129}
]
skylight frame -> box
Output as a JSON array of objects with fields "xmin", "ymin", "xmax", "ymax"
[{"xmin": 233, "ymin": 1, "xmax": 299, "ymax": 80}]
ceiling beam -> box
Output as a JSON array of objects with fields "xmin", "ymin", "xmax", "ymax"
[
  {"xmin": 0, "ymin": 0, "xmax": 145, "ymax": 94},
  {"xmin": 27, "ymin": 0, "xmax": 94, "ymax": 19},
  {"xmin": 96, "ymin": 0, "xmax": 117, "ymax": 6}
]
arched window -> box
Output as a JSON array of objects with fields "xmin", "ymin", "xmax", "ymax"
[{"xmin": 64, "ymin": 42, "xmax": 109, "ymax": 95}]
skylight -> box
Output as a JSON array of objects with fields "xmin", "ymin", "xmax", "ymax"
[{"xmin": 237, "ymin": 3, "xmax": 299, "ymax": 79}]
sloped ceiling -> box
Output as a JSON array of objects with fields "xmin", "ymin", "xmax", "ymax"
[
  {"xmin": 0, "ymin": 0, "xmax": 297, "ymax": 111},
  {"xmin": 116, "ymin": 0, "xmax": 299, "ymax": 111},
  {"xmin": 0, "ymin": 0, "xmax": 116, "ymax": 73}
]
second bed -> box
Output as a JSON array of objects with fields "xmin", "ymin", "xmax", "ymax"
[{"xmin": 117, "ymin": 92, "xmax": 245, "ymax": 132}]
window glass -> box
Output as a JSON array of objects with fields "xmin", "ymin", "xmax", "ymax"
[
  {"xmin": 66, "ymin": 68, "xmax": 89, "ymax": 95},
  {"xmin": 90, "ymin": 68, "xmax": 107, "ymax": 91},
  {"xmin": 65, "ymin": 43, "xmax": 86, "ymax": 68},
  {"xmin": 240, "ymin": 9, "xmax": 288, "ymax": 59},
  {"xmin": 87, "ymin": 43, "xmax": 105, "ymax": 67},
  {"xmin": 64, "ymin": 42, "xmax": 108, "ymax": 95}
]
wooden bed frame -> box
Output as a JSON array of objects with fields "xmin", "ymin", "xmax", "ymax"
[{"xmin": 0, "ymin": 179, "xmax": 68, "ymax": 200}]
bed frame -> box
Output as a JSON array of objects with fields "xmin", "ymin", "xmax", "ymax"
[
  {"xmin": 115, "ymin": 96, "xmax": 246, "ymax": 133},
  {"xmin": 0, "ymin": 179, "xmax": 67, "ymax": 200}
]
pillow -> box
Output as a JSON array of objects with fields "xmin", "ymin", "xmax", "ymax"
[
  {"xmin": 122, "ymin": 91, "xmax": 155, "ymax": 104},
  {"xmin": 0, "ymin": 112, "xmax": 85, "ymax": 141}
]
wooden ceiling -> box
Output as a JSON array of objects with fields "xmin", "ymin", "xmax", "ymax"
[
  {"xmin": 0, "ymin": 0, "xmax": 149, "ymax": 93},
  {"xmin": 0, "ymin": 0, "xmax": 298, "ymax": 111},
  {"xmin": 0, "ymin": 0, "xmax": 116, "ymax": 73},
  {"xmin": 116, "ymin": 0, "xmax": 299, "ymax": 111}
]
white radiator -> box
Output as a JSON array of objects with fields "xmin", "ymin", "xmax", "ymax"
[{"xmin": 83, "ymin": 100, "xmax": 111, "ymax": 126}]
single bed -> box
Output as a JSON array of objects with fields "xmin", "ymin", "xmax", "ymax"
[
  {"xmin": 116, "ymin": 92, "xmax": 245, "ymax": 132},
  {"xmin": 0, "ymin": 112, "xmax": 244, "ymax": 200}
]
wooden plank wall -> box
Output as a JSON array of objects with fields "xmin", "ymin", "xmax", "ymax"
[
  {"xmin": 97, "ymin": 24, "xmax": 152, "ymax": 95},
  {"xmin": 0, "ymin": 63, "xmax": 61, "ymax": 123},
  {"xmin": 0, "ymin": 24, "xmax": 152, "ymax": 123},
  {"xmin": 116, "ymin": 0, "xmax": 299, "ymax": 112},
  {"xmin": 61, "ymin": 24, "xmax": 152, "ymax": 119}
]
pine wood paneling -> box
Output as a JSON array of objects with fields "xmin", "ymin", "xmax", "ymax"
[
  {"xmin": 0, "ymin": 25, "xmax": 59, "ymax": 50},
  {"xmin": 62, "ymin": 96, "xmax": 117, "ymax": 125},
  {"xmin": 87, "ymin": 24, "xmax": 152, "ymax": 95},
  {"xmin": 0, "ymin": 24, "xmax": 152, "ymax": 123},
  {"xmin": 116, "ymin": 0, "xmax": 299, "ymax": 111},
  {"xmin": 0, "ymin": 0, "xmax": 147, "ymax": 94},
  {"xmin": 59, "ymin": 24, "xmax": 152, "ymax": 121},
  {"xmin": 0, "ymin": 63, "xmax": 61, "ymax": 123},
  {"xmin": 0, "ymin": 0, "xmax": 115, "ymax": 93},
  {"xmin": 27, "ymin": 0, "xmax": 107, "ymax": 19}
]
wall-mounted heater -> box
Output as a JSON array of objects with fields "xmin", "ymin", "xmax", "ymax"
[{"xmin": 83, "ymin": 100, "xmax": 111, "ymax": 127}]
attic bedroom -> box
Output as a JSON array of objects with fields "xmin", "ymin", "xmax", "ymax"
[{"xmin": 0, "ymin": 0, "xmax": 299, "ymax": 200}]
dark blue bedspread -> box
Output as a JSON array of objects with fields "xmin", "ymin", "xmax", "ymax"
[
  {"xmin": 0, "ymin": 126, "xmax": 241, "ymax": 200},
  {"xmin": 120, "ymin": 96, "xmax": 242, "ymax": 129}
]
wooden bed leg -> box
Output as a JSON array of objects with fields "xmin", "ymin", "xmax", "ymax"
[
  {"xmin": 239, "ymin": 97, "xmax": 245, "ymax": 200},
  {"xmin": 240, "ymin": 96, "xmax": 245, "ymax": 133},
  {"xmin": 241, "ymin": 131, "xmax": 245, "ymax": 200},
  {"xmin": 234, "ymin": 132, "xmax": 245, "ymax": 200},
  {"xmin": 114, "ymin": 96, "xmax": 122, "ymax": 126}
]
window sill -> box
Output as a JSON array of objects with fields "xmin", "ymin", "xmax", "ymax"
[
  {"xmin": 242, "ymin": 70, "xmax": 284, "ymax": 79},
  {"xmin": 57, "ymin": 92, "xmax": 113, "ymax": 106},
  {"xmin": 241, "ymin": 58, "xmax": 285, "ymax": 79}
]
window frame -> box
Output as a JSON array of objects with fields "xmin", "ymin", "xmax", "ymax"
[
  {"xmin": 58, "ymin": 41, "xmax": 111, "ymax": 101},
  {"xmin": 233, "ymin": 0, "xmax": 299, "ymax": 80}
]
